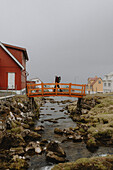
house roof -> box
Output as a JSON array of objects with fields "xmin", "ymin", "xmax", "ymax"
[
  {"xmin": 3, "ymin": 43, "xmax": 29, "ymax": 61},
  {"xmin": 88, "ymin": 77, "xmax": 101, "ymax": 86},
  {"xmin": 30, "ymin": 77, "xmax": 42, "ymax": 83},
  {"xmin": 0, "ymin": 42, "xmax": 25, "ymax": 70}
]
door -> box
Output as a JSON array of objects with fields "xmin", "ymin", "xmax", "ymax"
[{"xmin": 8, "ymin": 72, "xmax": 15, "ymax": 89}]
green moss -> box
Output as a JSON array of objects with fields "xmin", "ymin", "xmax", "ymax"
[
  {"xmin": 11, "ymin": 121, "xmax": 17, "ymax": 128},
  {"xmin": 9, "ymin": 158, "xmax": 28, "ymax": 170},
  {"xmin": 11, "ymin": 127, "xmax": 23, "ymax": 134},
  {"xmin": 52, "ymin": 156, "xmax": 113, "ymax": 170},
  {"xmin": 79, "ymin": 128, "xmax": 85, "ymax": 133}
]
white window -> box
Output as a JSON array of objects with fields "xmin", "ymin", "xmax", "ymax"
[{"xmin": 8, "ymin": 72, "xmax": 15, "ymax": 89}]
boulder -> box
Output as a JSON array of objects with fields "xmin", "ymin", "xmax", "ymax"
[
  {"xmin": 73, "ymin": 134, "xmax": 83, "ymax": 142},
  {"xmin": 10, "ymin": 147, "xmax": 24, "ymax": 156},
  {"xmin": 34, "ymin": 125, "xmax": 44, "ymax": 132},
  {"xmin": 25, "ymin": 141, "xmax": 42, "ymax": 154},
  {"xmin": 46, "ymin": 141, "xmax": 66, "ymax": 163},
  {"xmin": 54, "ymin": 128, "xmax": 64, "ymax": 135},
  {"xmin": 21, "ymin": 129, "xmax": 41, "ymax": 142},
  {"xmin": 46, "ymin": 151, "xmax": 66, "ymax": 163},
  {"xmin": 0, "ymin": 133, "xmax": 25, "ymax": 149},
  {"xmin": 86, "ymin": 137, "xmax": 99, "ymax": 152},
  {"xmin": 40, "ymin": 139, "xmax": 48, "ymax": 146}
]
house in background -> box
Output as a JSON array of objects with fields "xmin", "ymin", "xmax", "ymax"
[
  {"xmin": 27, "ymin": 77, "xmax": 43, "ymax": 89},
  {"xmin": 30, "ymin": 77, "xmax": 42, "ymax": 84},
  {"xmin": 86, "ymin": 76, "xmax": 103, "ymax": 94},
  {"xmin": 103, "ymin": 72, "xmax": 113, "ymax": 93},
  {"xmin": 0, "ymin": 42, "xmax": 29, "ymax": 94}
]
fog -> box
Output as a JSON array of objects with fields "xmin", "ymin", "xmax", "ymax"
[{"xmin": 0, "ymin": 0, "xmax": 113, "ymax": 83}]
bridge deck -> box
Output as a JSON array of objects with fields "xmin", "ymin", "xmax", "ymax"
[{"xmin": 27, "ymin": 83, "xmax": 86, "ymax": 98}]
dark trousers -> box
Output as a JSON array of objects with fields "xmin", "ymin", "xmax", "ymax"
[{"xmin": 53, "ymin": 85, "xmax": 62, "ymax": 92}]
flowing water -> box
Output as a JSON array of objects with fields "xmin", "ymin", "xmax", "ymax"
[{"xmin": 28, "ymin": 97, "xmax": 113, "ymax": 170}]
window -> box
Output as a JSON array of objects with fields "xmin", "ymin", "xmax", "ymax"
[
  {"xmin": 104, "ymin": 83, "xmax": 106, "ymax": 86},
  {"xmin": 98, "ymin": 80, "xmax": 101, "ymax": 84},
  {"xmin": 8, "ymin": 72, "xmax": 15, "ymax": 89},
  {"xmin": 108, "ymin": 83, "xmax": 111, "ymax": 87}
]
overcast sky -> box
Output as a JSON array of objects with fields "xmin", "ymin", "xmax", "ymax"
[{"xmin": 0, "ymin": 0, "xmax": 113, "ymax": 83}]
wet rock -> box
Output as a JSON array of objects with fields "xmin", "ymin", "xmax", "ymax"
[
  {"xmin": 10, "ymin": 147, "xmax": 24, "ymax": 156},
  {"xmin": 64, "ymin": 112, "xmax": 68, "ymax": 115},
  {"xmin": 27, "ymin": 120, "xmax": 35, "ymax": 126},
  {"xmin": 40, "ymin": 139, "xmax": 48, "ymax": 146},
  {"xmin": 73, "ymin": 134, "xmax": 83, "ymax": 142},
  {"xmin": 34, "ymin": 125, "xmax": 44, "ymax": 132},
  {"xmin": 26, "ymin": 141, "xmax": 42, "ymax": 154},
  {"xmin": 86, "ymin": 137, "xmax": 99, "ymax": 152},
  {"xmin": 54, "ymin": 128, "xmax": 64, "ymax": 135},
  {"xmin": 63, "ymin": 129, "xmax": 74, "ymax": 136},
  {"xmin": 21, "ymin": 129, "xmax": 41, "ymax": 142},
  {"xmin": 55, "ymin": 117, "xmax": 66, "ymax": 120},
  {"xmin": 44, "ymin": 119, "xmax": 58, "ymax": 123},
  {"xmin": 46, "ymin": 141, "xmax": 66, "ymax": 163},
  {"xmin": 59, "ymin": 109, "xmax": 64, "ymax": 112},
  {"xmin": 0, "ymin": 133, "xmax": 25, "ymax": 149},
  {"xmin": 51, "ymin": 108, "xmax": 55, "ymax": 110},
  {"xmin": 46, "ymin": 151, "xmax": 66, "ymax": 163}
]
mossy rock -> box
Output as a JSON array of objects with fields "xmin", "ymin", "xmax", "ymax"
[
  {"xmin": 11, "ymin": 121, "xmax": 18, "ymax": 128},
  {"xmin": 93, "ymin": 129, "xmax": 113, "ymax": 139},
  {"xmin": 79, "ymin": 128, "xmax": 85, "ymax": 133},
  {"xmin": 9, "ymin": 158, "xmax": 28, "ymax": 170},
  {"xmin": 52, "ymin": 155, "xmax": 113, "ymax": 170},
  {"xmin": 11, "ymin": 126, "xmax": 24, "ymax": 134},
  {"xmin": 86, "ymin": 137, "xmax": 99, "ymax": 152}
]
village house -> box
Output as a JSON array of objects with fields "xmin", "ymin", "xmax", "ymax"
[
  {"xmin": 103, "ymin": 72, "xmax": 113, "ymax": 93},
  {"xmin": 27, "ymin": 77, "xmax": 42, "ymax": 88},
  {"xmin": 86, "ymin": 76, "xmax": 103, "ymax": 94},
  {"xmin": 0, "ymin": 42, "xmax": 29, "ymax": 94}
]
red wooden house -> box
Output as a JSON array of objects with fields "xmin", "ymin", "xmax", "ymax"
[{"xmin": 0, "ymin": 42, "xmax": 29, "ymax": 94}]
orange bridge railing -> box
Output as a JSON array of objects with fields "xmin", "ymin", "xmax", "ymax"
[{"xmin": 27, "ymin": 83, "xmax": 86, "ymax": 98}]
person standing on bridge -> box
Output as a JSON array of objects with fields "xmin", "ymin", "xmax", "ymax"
[{"xmin": 53, "ymin": 76, "xmax": 62, "ymax": 92}]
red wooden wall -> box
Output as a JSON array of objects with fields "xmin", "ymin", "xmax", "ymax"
[{"xmin": 0, "ymin": 46, "xmax": 26, "ymax": 91}]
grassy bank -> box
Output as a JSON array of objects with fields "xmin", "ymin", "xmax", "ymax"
[{"xmin": 52, "ymin": 93, "xmax": 113, "ymax": 169}]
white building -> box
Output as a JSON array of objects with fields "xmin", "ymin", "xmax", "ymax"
[
  {"xmin": 103, "ymin": 72, "xmax": 113, "ymax": 93},
  {"xmin": 30, "ymin": 77, "xmax": 42, "ymax": 84}
]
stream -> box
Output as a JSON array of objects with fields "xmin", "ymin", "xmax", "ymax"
[{"xmin": 28, "ymin": 97, "xmax": 113, "ymax": 170}]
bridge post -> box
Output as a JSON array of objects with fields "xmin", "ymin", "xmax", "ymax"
[
  {"xmin": 76, "ymin": 98, "xmax": 82, "ymax": 114},
  {"xmin": 41, "ymin": 82, "xmax": 44, "ymax": 96},
  {"xmin": 84, "ymin": 85, "xmax": 86, "ymax": 95},
  {"xmin": 81, "ymin": 85, "xmax": 83, "ymax": 94},
  {"xmin": 69, "ymin": 83, "xmax": 71, "ymax": 96}
]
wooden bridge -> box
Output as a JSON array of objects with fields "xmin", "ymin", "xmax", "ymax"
[{"xmin": 27, "ymin": 83, "xmax": 86, "ymax": 98}]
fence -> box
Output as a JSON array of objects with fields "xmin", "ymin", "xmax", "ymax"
[{"xmin": 27, "ymin": 83, "xmax": 86, "ymax": 98}]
